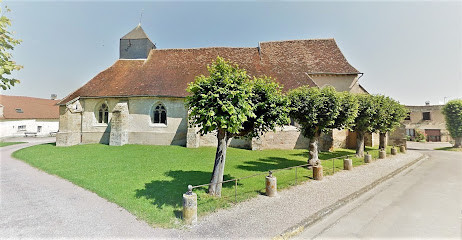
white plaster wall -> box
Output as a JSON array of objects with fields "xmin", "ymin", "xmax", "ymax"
[
  {"xmin": 0, "ymin": 119, "xmax": 58, "ymax": 139},
  {"xmin": 310, "ymin": 75, "xmax": 358, "ymax": 92},
  {"xmin": 78, "ymin": 97, "xmax": 188, "ymax": 145}
]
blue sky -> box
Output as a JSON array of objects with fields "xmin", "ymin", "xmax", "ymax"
[{"xmin": 2, "ymin": 1, "xmax": 461, "ymax": 105}]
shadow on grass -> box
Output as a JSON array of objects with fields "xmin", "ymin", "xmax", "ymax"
[
  {"xmin": 236, "ymin": 157, "xmax": 306, "ymax": 172},
  {"xmin": 292, "ymin": 150, "xmax": 354, "ymax": 160},
  {"xmin": 44, "ymin": 142, "xmax": 56, "ymax": 147},
  {"xmin": 135, "ymin": 170, "xmax": 236, "ymax": 211}
]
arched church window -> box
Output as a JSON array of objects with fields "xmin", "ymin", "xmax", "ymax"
[
  {"xmin": 152, "ymin": 103, "xmax": 167, "ymax": 124},
  {"xmin": 98, "ymin": 103, "xmax": 109, "ymax": 123}
]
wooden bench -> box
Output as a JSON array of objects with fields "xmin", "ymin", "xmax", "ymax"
[{"xmin": 24, "ymin": 132, "xmax": 37, "ymax": 137}]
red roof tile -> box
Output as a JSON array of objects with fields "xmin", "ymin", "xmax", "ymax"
[
  {"xmin": 0, "ymin": 95, "xmax": 60, "ymax": 119},
  {"xmin": 59, "ymin": 39, "xmax": 360, "ymax": 104}
]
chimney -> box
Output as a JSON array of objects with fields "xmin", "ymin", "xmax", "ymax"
[
  {"xmin": 425, "ymin": 101, "xmax": 430, "ymax": 106},
  {"xmin": 51, "ymin": 94, "xmax": 57, "ymax": 100}
]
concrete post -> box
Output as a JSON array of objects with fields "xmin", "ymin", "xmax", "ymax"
[
  {"xmin": 343, "ymin": 158, "xmax": 353, "ymax": 170},
  {"xmin": 391, "ymin": 146, "xmax": 397, "ymax": 155},
  {"xmin": 313, "ymin": 165, "xmax": 323, "ymax": 180},
  {"xmin": 379, "ymin": 149, "xmax": 386, "ymax": 159},
  {"xmin": 399, "ymin": 145, "xmax": 406, "ymax": 153},
  {"xmin": 364, "ymin": 152, "xmax": 372, "ymax": 163},
  {"xmin": 183, "ymin": 185, "xmax": 197, "ymax": 224},
  {"xmin": 265, "ymin": 171, "xmax": 277, "ymax": 197}
]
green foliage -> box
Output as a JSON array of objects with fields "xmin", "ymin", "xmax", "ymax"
[
  {"xmin": 0, "ymin": 1, "xmax": 22, "ymax": 90},
  {"xmin": 331, "ymin": 91, "xmax": 359, "ymax": 130},
  {"xmin": 288, "ymin": 86, "xmax": 350, "ymax": 138},
  {"xmin": 186, "ymin": 56, "xmax": 290, "ymax": 138},
  {"xmin": 352, "ymin": 94, "xmax": 380, "ymax": 133},
  {"xmin": 373, "ymin": 95, "xmax": 408, "ymax": 133},
  {"xmin": 244, "ymin": 76, "xmax": 290, "ymax": 138},
  {"xmin": 415, "ymin": 129, "xmax": 426, "ymax": 142},
  {"xmin": 442, "ymin": 99, "xmax": 462, "ymax": 138}
]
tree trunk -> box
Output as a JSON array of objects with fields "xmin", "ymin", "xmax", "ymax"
[
  {"xmin": 356, "ymin": 131, "xmax": 365, "ymax": 157},
  {"xmin": 455, "ymin": 137, "xmax": 462, "ymax": 148},
  {"xmin": 309, "ymin": 133, "xmax": 320, "ymax": 166},
  {"xmin": 379, "ymin": 132, "xmax": 387, "ymax": 149},
  {"xmin": 208, "ymin": 129, "xmax": 230, "ymax": 197}
]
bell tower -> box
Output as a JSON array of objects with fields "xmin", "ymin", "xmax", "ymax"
[{"xmin": 119, "ymin": 24, "xmax": 156, "ymax": 59}]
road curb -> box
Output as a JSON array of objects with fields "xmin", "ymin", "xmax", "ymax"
[{"xmin": 274, "ymin": 153, "xmax": 428, "ymax": 240}]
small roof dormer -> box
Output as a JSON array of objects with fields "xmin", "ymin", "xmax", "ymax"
[{"xmin": 119, "ymin": 24, "xmax": 156, "ymax": 59}]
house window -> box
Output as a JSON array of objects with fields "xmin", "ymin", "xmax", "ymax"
[
  {"xmin": 15, "ymin": 108, "xmax": 23, "ymax": 113},
  {"xmin": 37, "ymin": 126, "xmax": 42, "ymax": 133},
  {"xmin": 422, "ymin": 112, "xmax": 431, "ymax": 121},
  {"xmin": 406, "ymin": 129, "xmax": 415, "ymax": 137},
  {"xmin": 152, "ymin": 103, "xmax": 167, "ymax": 124},
  {"xmin": 98, "ymin": 103, "xmax": 109, "ymax": 123},
  {"xmin": 404, "ymin": 112, "xmax": 411, "ymax": 120},
  {"xmin": 18, "ymin": 125, "xmax": 26, "ymax": 131}
]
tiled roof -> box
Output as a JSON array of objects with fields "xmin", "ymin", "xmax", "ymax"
[
  {"xmin": 59, "ymin": 39, "xmax": 360, "ymax": 104},
  {"xmin": 0, "ymin": 95, "xmax": 60, "ymax": 119}
]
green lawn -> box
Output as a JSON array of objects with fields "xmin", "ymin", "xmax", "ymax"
[
  {"xmin": 0, "ymin": 142, "xmax": 25, "ymax": 147},
  {"xmin": 435, "ymin": 146, "xmax": 462, "ymax": 152},
  {"xmin": 13, "ymin": 143, "xmax": 394, "ymax": 228}
]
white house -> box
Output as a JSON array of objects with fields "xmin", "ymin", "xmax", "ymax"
[{"xmin": 0, "ymin": 95, "xmax": 59, "ymax": 139}]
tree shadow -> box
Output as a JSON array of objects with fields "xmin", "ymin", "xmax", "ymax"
[
  {"xmin": 291, "ymin": 150, "xmax": 354, "ymax": 160},
  {"xmin": 236, "ymin": 157, "xmax": 306, "ymax": 172},
  {"xmin": 134, "ymin": 170, "xmax": 236, "ymax": 210}
]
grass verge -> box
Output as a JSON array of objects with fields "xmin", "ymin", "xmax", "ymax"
[
  {"xmin": 434, "ymin": 146, "xmax": 462, "ymax": 152},
  {"xmin": 13, "ymin": 143, "xmax": 394, "ymax": 228},
  {"xmin": 0, "ymin": 142, "xmax": 25, "ymax": 147}
]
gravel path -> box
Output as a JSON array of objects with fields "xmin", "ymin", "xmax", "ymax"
[
  {"xmin": 181, "ymin": 150, "xmax": 424, "ymax": 239},
  {"xmin": 1, "ymin": 137, "xmax": 426, "ymax": 239}
]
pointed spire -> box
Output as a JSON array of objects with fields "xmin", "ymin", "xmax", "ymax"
[{"xmin": 121, "ymin": 25, "xmax": 149, "ymax": 40}]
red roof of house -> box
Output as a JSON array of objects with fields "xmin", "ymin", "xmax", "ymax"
[
  {"xmin": 0, "ymin": 95, "xmax": 60, "ymax": 119},
  {"xmin": 59, "ymin": 39, "xmax": 360, "ymax": 105}
]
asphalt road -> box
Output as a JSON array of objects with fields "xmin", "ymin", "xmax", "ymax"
[
  {"xmin": 0, "ymin": 138, "xmax": 177, "ymax": 238},
  {"xmin": 296, "ymin": 142, "xmax": 462, "ymax": 239}
]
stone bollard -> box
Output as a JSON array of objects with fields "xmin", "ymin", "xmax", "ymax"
[
  {"xmin": 391, "ymin": 146, "xmax": 397, "ymax": 155},
  {"xmin": 399, "ymin": 145, "xmax": 406, "ymax": 153},
  {"xmin": 183, "ymin": 185, "xmax": 197, "ymax": 225},
  {"xmin": 313, "ymin": 165, "xmax": 323, "ymax": 180},
  {"xmin": 379, "ymin": 149, "xmax": 386, "ymax": 159},
  {"xmin": 265, "ymin": 171, "xmax": 277, "ymax": 197},
  {"xmin": 343, "ymin": 157, "xmax": 353, "ymax": 170},
  {"xmin": 364, "ymin": 152, "xmax": 372, "ymax": 163}
]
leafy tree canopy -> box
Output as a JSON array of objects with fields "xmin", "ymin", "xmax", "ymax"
[
  {"xmin": 373, "ymin": 95, "xmax": 408, "ymax": 133},
  {"xmin": 442, "ymin": 99, "xmax": 462, "ymax": 138},
  {"xmin": 352, "ymin": 94, "xmax": 380, "ymax": 133},
  {"xmin": 0, "ymin": 1, "xmax": 22, "ymax": 90},
  {"xmin": 288, "ymin": 86, "xmax": 341, "ymax": 138},
  {"xmin": 330, "ymin": 91, "xmax": 359, "ymax": 131},
  {"xmin": 186, "ymin": 56, "xmax": 290, "ymax": 138}
]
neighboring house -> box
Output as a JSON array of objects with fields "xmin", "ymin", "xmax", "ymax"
[
  {"xmin": 0, "ymin": 95, "xmax": 59, "ymax": 139},
  {"xmin": 57, "ymin": 24, "xmax": 376, "ymax": 149},
  {"xmin": 404, "ymin": 103, "xmax": 452, "ymax": 142}
]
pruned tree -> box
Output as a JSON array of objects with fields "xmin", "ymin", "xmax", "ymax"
[
  {"xmin": 442, "ymin": 99, "xmax": 462, "ymax": 148},
  {"xmin": 373, "ymin": 95, "xmax": 408, "ymax": 149},
  {"xmin": 0, "ymin": 1, "xmax": 22, "ymax": 90},
  {"xmin": 288, "ymin": 86, "xmax": 352, "ymax": 166},
  {"xmin": 352, "ymin": 94, "xmax": 380, "ymax": 157},
  {"xmin": 186, "ymin": 57, "xmax": 290, "ymax": 196}
]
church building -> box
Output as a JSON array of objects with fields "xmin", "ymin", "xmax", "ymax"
[{"xmin": 57, "ymin": 25, "xmax": 373, "ymax": 149}]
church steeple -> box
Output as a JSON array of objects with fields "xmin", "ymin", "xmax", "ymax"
[{"xmin": 119, "ymin": 24, "xmax": 156, "ymax": 59}]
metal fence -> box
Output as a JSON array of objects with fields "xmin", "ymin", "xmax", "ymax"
[{"xmin": 189, "ymin": 154, "xmax": 368, "ymax": 204}]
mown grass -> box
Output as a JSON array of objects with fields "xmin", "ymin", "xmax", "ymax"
[
  {"xmin": 12, "ymin": 143, "xmax": 394, "ymax": 228},
  {"xmin": 434, "ymin": 146, "xmax": 462, "ymax": 152},
  {"xmin": 0, "ymin": 142, "xmax": 25, "ymax": 147}
]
